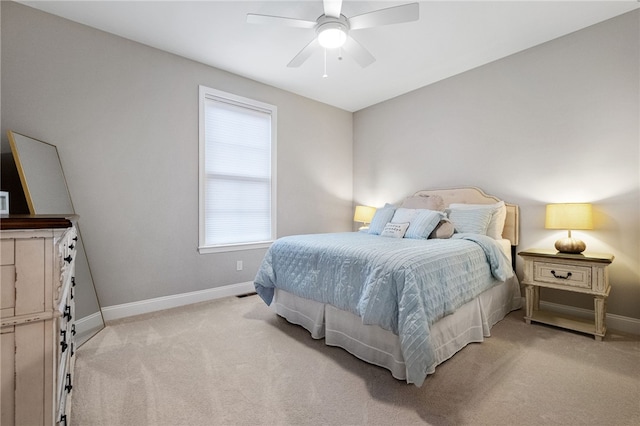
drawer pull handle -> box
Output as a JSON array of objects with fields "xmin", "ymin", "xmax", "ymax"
[
  {"xmin": 72, "ymin": 276, "xmax": 76, "ymax": 287},
  {"xmin": 60, "ymin": 415, "xmax": 67, "ymax": 426},
  {"xmin": 60, "ymin": 330, "xmax": 68, "ymax": 353},
  {"xmin": 71, "ymin": 324, "xmax": 76, "ymax": 336},
  {"xmin": 69, "ymin": 243, "xmax": 75, "ymax": 250},
  {"xmin": 64, "ymin": 255, "xmax": 73, "ymax": 264},
  {"xmin": 551, "ymin": 270, "xmax": 572, "ymax": 280},
  {"xmin": 65, "ymin": 373, "xmax": 73, "ymax": 393},
  {"xmin": 64, "ymin": 305, "xmax": 72, "ymax": 321}
]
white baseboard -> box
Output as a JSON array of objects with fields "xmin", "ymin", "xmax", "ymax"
[
  {"xmin": 539, "ymin": 300, "xmax": 640, "ymax": 336},
  {"xmin": 101, "ymin": 281, "xmax": 256, "ymax": 322}
]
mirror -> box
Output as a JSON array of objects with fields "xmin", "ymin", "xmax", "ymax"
[{"xmin": 6, "ymin": 131, "xmax": 105, "ymax": 345}]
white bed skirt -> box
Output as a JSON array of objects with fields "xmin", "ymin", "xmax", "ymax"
[{"xmin": 271, "ymin": 276, "xmax": 522, "ymax": 382}]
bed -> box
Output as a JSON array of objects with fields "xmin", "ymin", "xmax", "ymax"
[{"xmin": 254, "ymin": 187, "xmax": 521, "ymax": 386}]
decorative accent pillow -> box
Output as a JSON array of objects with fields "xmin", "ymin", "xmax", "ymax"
[
  {"xmin": 448, "ymin": 201, "xmax": 507, "ymax": 239},
  {"xmin": 368, "ymin": 204, "xmax": 396, "ymax": 235},
  {"xmin": 448, "ymin": 207, "xmax": 493, "ymax": 235},
  {"xmin": 405, "ymin": 210, "xmax": 444, "ymax": 239},
  {"xmin": 390, "ymin": 207, "xmax": 419, "ymax": 224},
  {"xmin": 428, "ymin": 219, "xmax": 455, "ymax": 239},
  {"xmin": 401, "ymin": 195, "xmax": 446, "ymax": 212},
  {"xmin": 380, "ymin": 222, "xmax": 410, "ymax": 238}
]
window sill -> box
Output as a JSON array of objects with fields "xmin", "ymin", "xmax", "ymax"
[{"xmin": 198, "ymin": 241, "xmax": 273, "ymax": 254}]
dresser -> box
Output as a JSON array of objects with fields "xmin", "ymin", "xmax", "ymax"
[
  {"xmin": 519, "ymin": 248, "xmax": 614, "ymax": 341},
  {"xmin": 1, "ymin": 216, "xmax": 77, "ymax": 426}
]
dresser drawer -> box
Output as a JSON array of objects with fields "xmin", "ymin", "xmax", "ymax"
[
  {"xmin": 56, "ymin": 227, "xmax": 77, "ymax": 307},
  {"xmin": 1, "ymin": 240, "xmax": 16, "ymax": 318},
  {"xmin": 533, "ymin": 261, "xmax": 592, "ymax": 289},
  {"xmin": 1, "ymin": 239, "xmax": 14, "ymax": 265},
  {"xmin": 56, "ymin": 332, "xmax": 73, "ymax": 420},
  {"xmin": 1, "ymin": 265, "xmax": 16, "ymax": 318}
]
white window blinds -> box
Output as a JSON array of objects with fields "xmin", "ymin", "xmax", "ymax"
[{"xmin": 199, "ymin": 86, "xmax": 276, "ymax": 252}]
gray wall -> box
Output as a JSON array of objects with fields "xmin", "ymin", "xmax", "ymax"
[
  {"xmin": 1, "ymin": 2, "xmax": 353, "ymax": 307},
  {"xmin": 354, "ymin": 11, "xmax": 639, "ymax": 320}
]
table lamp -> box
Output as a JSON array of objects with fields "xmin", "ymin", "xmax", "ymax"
[
  {"xmin": 545, "ymin": 203, "xmax": 593, "ymax": 254},
  {"xmin": 354, "ymin": 205, "xmax": 376, "ymax": 231}
]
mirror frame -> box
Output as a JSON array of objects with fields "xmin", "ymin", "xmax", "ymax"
[{"xmin": 7, "ymin": 130, "xmax": 105, "ymax": 345}]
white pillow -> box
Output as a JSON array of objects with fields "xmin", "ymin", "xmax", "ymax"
[
  {"xmin": 405, "ymin": 210, "xmax": 444, "ymax": 239},
  {"xmin": 368, "ymin": 204, "xmax": 396, "ymax": 235},
  {"xmin": 391, "ymin": 208, "xmax": 419, "ymax": 224},
  {"xmin": 448, "ymin": 201, "xmax": 507, "ymax": 239},
  {"xmin": 380, "ymin": 222, "xmax": 410, "ymax": 238},
  {"xmin": 448, "ymin": 208, "xmax": 493, "ymax": 235}
]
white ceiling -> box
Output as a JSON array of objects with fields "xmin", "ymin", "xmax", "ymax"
[{"xmin": 18, "ymin": 1, "xmax": 640, "ymax": 112}]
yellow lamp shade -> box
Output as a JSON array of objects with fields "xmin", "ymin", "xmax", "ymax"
[
  {"xmin": 545, "ymin": 203, "xmax": 593, "ymax": 230},
  {"xmin": 354, "ymin": 205, "xmax": 376, "ymax": 225},
  {"xmin": 545, "ymin": 203, "xmax": 593, "ymax": 253}
]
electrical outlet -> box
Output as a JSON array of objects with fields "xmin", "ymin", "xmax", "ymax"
[{"xmin": 236, "ymin": 260, "xmax": 243, "ymax": 271}]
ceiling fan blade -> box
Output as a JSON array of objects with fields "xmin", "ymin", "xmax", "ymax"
[
  {"xmin": 323, "ymin": 0, "xmax": 343, "ymax": 18},
  {"xmin": 247, "ymin": 14, "xmax": 316, "ymax": 29},
  {"xmin": 348, "ymin": 3, "xmax": 419, "ymax": 30},
  {"xmin": 342, "ymin": 37, "xmax": 375, "ymax": 68},
  {"xmin": 287, "ymin": 38, "xmax": 320, "ymax": 68}
]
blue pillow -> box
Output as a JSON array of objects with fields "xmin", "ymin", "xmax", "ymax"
[
  {"xmin": 448, "ymin": 207, "xmax": 493, "ymax": 235},
  {"xmin": 368, "ymin": 204, "xmax": 396, "ymax": 235},
  {"xmin": 405, "ymin": 210, "xmax": 444, "ymax": 239}
]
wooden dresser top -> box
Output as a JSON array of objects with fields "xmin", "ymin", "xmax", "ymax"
[{"xmin": 0, "ymin": 215, "xmax": 76, "ymax": 230}]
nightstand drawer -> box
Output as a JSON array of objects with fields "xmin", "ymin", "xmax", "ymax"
[{"xmin": 534, "ymin": 261, "xmax": 592, "ymax": 289}]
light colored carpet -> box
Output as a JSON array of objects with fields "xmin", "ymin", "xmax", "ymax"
[{"xmin": 72, "ymin": 295, "xmax": 640, "ymax": 425}]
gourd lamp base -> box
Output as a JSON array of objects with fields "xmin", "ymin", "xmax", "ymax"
[{"xmin": 555, "ymin": 237, "xmax": 586, "ymax": 254}]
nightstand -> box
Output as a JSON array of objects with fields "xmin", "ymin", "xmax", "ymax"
[{"xmin": 518, "ymin": 249, "xmax": 614, "ymax": 341}]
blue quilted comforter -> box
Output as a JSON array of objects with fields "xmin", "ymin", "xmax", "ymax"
[{"xmin": 254, "ymin": 232, "xmax": 513, "ymax": 386}]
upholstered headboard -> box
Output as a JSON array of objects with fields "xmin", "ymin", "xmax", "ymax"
[{"xmin": 412, "ymin": 187, "xmax": 520, "ymax": 246}]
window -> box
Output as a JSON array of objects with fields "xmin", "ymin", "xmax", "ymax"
[{"xmin": 198, "ymin": 86, "xmax": 277, "ymax": 253}]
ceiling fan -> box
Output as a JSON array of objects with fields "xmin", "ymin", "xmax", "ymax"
[{"xmin": 247, "ymin": 0, "xmax": 419, "ymax": 69}]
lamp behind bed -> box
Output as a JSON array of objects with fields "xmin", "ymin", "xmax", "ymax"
[{"xmin": 354, "ymin": 205, "xmax": 376, "ymax": 231}]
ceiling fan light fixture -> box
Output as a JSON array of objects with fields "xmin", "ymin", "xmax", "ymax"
[
  {"xmin": 249, "ymin": 1, "xmax": 420, "ymax": 68},
  {"xmin": 317, "ymin": 23, "xmax": 347, "ymax": 48}
]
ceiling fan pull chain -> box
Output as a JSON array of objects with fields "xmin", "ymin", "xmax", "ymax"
[{"xmin": 323, "ymin": 48, "xmax": 328, "ymax": 78}]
